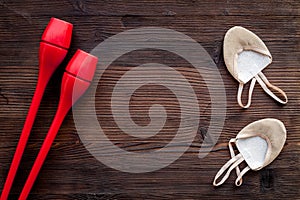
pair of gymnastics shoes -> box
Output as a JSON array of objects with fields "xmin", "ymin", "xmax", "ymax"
[{"xmin": 213, "ymin": 27, "xmax": 288, "ymax": 186}]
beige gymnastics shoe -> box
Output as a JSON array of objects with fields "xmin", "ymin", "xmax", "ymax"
[
  {"xmin": 213, "ymin": 118, "xmax": 286, "ymax": 186},
  {"xmin": 223, "ymin": 26, "xmax": 288, "ymax": 108}
]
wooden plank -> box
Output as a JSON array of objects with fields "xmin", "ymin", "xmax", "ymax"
[
  {"xmin": 0, "ymin": 0, "xmax": 299, "ymax": 17},
  {"xmin": 0, "ymin": 15, "xmax": 299, "ymax": 66}
]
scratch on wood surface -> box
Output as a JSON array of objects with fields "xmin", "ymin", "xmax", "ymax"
[
  {"xmin": 70, "ymin": 0, "xmax": 88, "ymax": 14},
  {"xmin": 0, "ymin": 0, "xmax": 32, "ymax": 24},
  {"xmin": 0, "ymin": 88, "xmax": 8, "ymax": 105},
  {"xmin": 260, "ymin": 169, "xmax": 275, "ymax": 192}
]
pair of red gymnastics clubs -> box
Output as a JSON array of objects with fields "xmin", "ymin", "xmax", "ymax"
[{"xmin": 0, "ymin": 18, "xmax": 98, "ymax": 200}]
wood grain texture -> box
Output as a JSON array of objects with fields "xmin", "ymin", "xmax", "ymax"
[{"xmin": 0, "ymin": 0, "xmax": 299, "ymax": 199}]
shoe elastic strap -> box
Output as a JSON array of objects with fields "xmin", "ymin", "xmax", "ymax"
[
  {"xmin": 237, "ymin": 72, "xmax": 288, "ymax": 108},
  {"xmin": 213, "ymin": 153, "xmax": 245, "ymax": 186},
  {"xmin": 255, "ymin": 72, "xmax": 288, "ymax": 104},
  {"xmin": 213, "ymin": 138, "xmax": 253, "ymax": 187},
  {"xmin": 237, "ymin": 78, "xmax": 256, "ymax": 108},
  {"xmin": 228, "ymin": 138, "xmax": 242, "ymax": 185},
  {"xmin": 235, "ymin": 165, "xmax": 251, "ymax": 186}
]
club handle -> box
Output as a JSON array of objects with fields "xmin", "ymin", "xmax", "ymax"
[
  {"xmin": 18, "ymin": 104, "xmax": 69, "ymax": 200},
  {"xmin": 18, "ymin": 73, "xmax": 91, "ymax": 200}
]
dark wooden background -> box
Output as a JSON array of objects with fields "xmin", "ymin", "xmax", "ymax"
[{"xmin": 0, "ymin": 0, "xmax": 299, "ymax": 199}]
